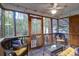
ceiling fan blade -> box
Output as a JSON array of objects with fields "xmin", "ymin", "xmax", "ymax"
[
  {"xmin": 48, "ymin": 3, "xmax": 57, "ymax": 9},
  {"xmin": 48, "ymin": 8, "xmax": 54, "ymax": 9},
  {"xmin": 55, "ymin": 7, "xmax": 64, "ymax": 9},
  {"xmin": 53, "ymin": 3, "xmax": 58, "ymax": 8},
  {"xmin": 48, "ymin": 6, "xmax": 64, "ymax": 10}
]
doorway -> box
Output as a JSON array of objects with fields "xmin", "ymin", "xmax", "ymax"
[{"xmin": 29, "ymin": 16, "xmax": 43, "ymax": 48}]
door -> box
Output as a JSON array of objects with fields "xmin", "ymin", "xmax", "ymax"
[{"xmin": 30, "ymin": 16, "xmax": 43, "ymax": 48}]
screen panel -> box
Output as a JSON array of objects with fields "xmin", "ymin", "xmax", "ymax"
[
  {"xmin": 31, "ymin": 18, "xmax": 41, "ymax": 34},
  {"xmin": 15, "ymin": 12, "xmax": 28, "ymax": 36},
  {"xmin": 59, "ymin": 18, "xmax": 69, "ymax": 33},
  {"xmin": 4, "ymin": 10, "xmax": 14, "ymax": 37},
  {"xmin": 43, "ymin": 17, "xmax": 51, "ymax": 34},
  {"xmin": 52, "ymin": 19, "xmax": 57, "ymax": 33}
]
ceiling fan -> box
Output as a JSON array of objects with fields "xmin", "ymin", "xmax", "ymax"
[
  {"xmin": 47, "ymin": 3, "xmax": 65, "ymax": 14},
  {"xmin": 48, "ymin": 3, "xmax": 64, "ymax": 10}
]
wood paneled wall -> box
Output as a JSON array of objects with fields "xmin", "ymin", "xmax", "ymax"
[
  {"xmin": 69, "ymin": 15, "xmax": 79, "ymax": 46},
  {"xmin": 0, "ymin": 43, "xmax": 4, "ymax": 56}
]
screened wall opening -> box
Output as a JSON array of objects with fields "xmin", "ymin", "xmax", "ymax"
[
  {"xmin": 4, "ymin": 10, "xmax": 14, "ymax": 37},
  {"xmin": 43, "ymin": 17, "xmax": 52, "ymax": 45},
  {"xmin": 15, "ymin": 12, "xmax": 28, "ymax": 36},
  {"xmin": 52, "ymin": 18, "xmax": 69, "ymax": 45}
]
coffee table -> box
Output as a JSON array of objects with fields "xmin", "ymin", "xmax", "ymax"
[{"xmin": 44, "ymin": 44, "xmax": 64, "ymax": 56}]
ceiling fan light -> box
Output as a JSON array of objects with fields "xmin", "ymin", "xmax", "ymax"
[{"xmin": 51, "ymin": 10, "xmax": 57, "ymax": 14}]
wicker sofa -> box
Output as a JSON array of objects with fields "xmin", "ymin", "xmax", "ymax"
[{"xmin": 58, "ymin": 47, "xmax": 75, "ymax": 56}]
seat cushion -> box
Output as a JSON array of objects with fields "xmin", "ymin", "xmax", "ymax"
[
  {"xmin": 58, "ymin": 47, "xmax": 75, "ymax": 56},
  {"xmin": 14, "ymin": 47, "xmax": 27, "ymax": 56}
]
